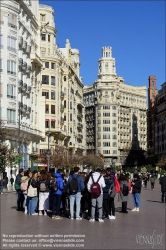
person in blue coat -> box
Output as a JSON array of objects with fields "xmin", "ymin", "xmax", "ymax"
[{"xmin": 52, "ymin": 169, "xmax": 64, "ymax": 219}]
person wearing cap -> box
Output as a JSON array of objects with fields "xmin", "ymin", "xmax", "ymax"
[
  {"xmin": 131, "ymin": 174, "xmax": 142, "ymax": 212},
  {"xmin": 159, "ymin": 171, "xmax": 166, "ymax": 203}
]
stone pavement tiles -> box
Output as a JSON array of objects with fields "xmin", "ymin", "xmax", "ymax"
[{"xmin": 0, "ymin": 181, "xmax": 165, "ymax": 250}]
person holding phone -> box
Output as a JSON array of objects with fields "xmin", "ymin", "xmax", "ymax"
[{"xmin": 131, "ymin": 174, "xmax": 142, "ymax": 212}]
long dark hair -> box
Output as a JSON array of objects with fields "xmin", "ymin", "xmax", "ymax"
[{"xmin": 118, "ymin": 174, "xmax": 127, "ymax": 182}]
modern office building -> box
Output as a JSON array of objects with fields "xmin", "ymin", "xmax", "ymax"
[
  {"xmin": 83, "ymin": 47, "xmax": 147, "ymax": 167},
  {"xmin": 0, "ymin": 0, "xmax": 45, "ymax": 178},
  {"xmin": 38, "ymin": 5, "xmax": 85, "ymax": 160}
]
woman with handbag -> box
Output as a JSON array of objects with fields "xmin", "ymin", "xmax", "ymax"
[{"xmin": 27, "ymin": 170, "xmax": 38, "ymax": 215}]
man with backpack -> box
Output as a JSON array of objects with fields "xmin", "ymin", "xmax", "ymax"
[
  {"xmin": 67, "ymin": 167, "xmax": 85, "ymax": 220},
  {"xmin": 87, "ymin": 168, "xmax": 106, "ymax": 222},
  {"xmin": 52, "ymin": 169, "xmax": 64, "ymax": 219}
]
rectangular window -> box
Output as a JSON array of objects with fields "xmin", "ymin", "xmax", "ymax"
[
  {"xmin": 51, "ymin": 76, "xmax": 55, "ymax": 85},
  {"xmin": 45, "ymin": 104, "xmax": 49, "ymax": 113},
  {"xmin": 42, "ymin": 91, "xmax": 49, "ymax": 99},
  {"xmin": 7, "ymin": 60, "xmax": 16, "ymax": 75},
  {"xmin": 64, "ymin": 113, "xmax": 66, "ymax": 121},
  {"xmin": 64, "ymin": 100, "xmax": 66, "ymax": 108},
  {"xmin": 113, "ymin": 142, "xmax": 117, "ymax": 147},
  {"xmin": 112, "ymin": 113, "xmax": 116, "ymax": 117},
  {"xmin": 112, "ymin": 135, "xmax": 117, "ymax": 139},
  {"xmin": 0, "ymin": 35, "xmax": 3, "ymax": 48},
  {"xmin": 41, "ymin": 34, "xmax": 46, "ymax": 41},
  {"xmin": 7, "ymin": 85, "xmax": 16, "ymax": 99},
  {"xmin": 103, "ymin": 105, "xmax": 110, "ymax": 109},
  {"xmin": 103, "ymin": 134, "xmax": 110, "ymax": 139},
  {"xmin": 51, "ymin": 105, "xmax": 55, "ymax": 114},
  {"xmin": 0, "ymin": 59, "xmax": 2, "ymax": 72},
  {"xmin": 8, "ymin": 13, "xmax": 17, "ymax": 28},
  {"xmin": 70, "ymin": 101, "xmax": 72, "ymax": 109},
  {"xmin": 48, "ymin": 35, "xmax": 50, "ymax": 42},
  {"xmin": 40, "ymin": 14, "xmax": 46, "ymax": 22},
  {"xmin": 7, "ymin": 36, "xmax": 16, "ymax": 52},
  {"xmin": 112, "ymin": 106, "xmax": 116, "ymax": 110},
  {"xmin": 103, "ymin": 150, "xmax": 110, "ymax": 154},
  {"xmin": 45, "ymin": 121, "xmax": 49, "ymax": 128},
  {"xmin": 51, "ymin": 121, "xmax": 55, "ymax": 128},
  {"xmin": 112, "ymin": 120, "xmax": 117, "ymax": 124},
  {"xmin": 113, "ymin": 150, "xmax": 117, "ymax": 155},
  {"xmin": 103, "ymin": 120, "xmax": 110, "ymax": 124},
  {"xmin": 103, "ymin": 113, "xmax": 110, "ymax": 117},
  {"xmin": 103, "ymin": 127, "xmax": 110, "ymax": 131},
  {"xmin": 42, "ymin": 75, "xmax": 49, "ymax": 84},
  {"xmin": 70, "ymin": 114, "xmax": 72, "ymax": 121},
  {"xmin": 51, "ymin": 63, "xmax": 55, "ymax": 69},
  {"xmin": 112, "ymin": 127, "xmax": 116, "ymax": 132},
  {"xmin": 7, "ymin": 109, "xmax": 16, "ymax": 123},
  {"xmin": 45, "ymin": 62, "xmax": 49, "ymax": 68},
  {"xmin": 103, "ymin": 142, "xmax": 110, "ymax": 146},
  {"xmin": 51, "ymin": 91, "xmax": 55, "ymax": 100}
]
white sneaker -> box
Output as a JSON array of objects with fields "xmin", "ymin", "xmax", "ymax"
[
  {"xmin": 136, "ymin": 208, "xmax": 139, "ymax": 212},
  {"xmin": 98, "ymin": 219, "xmax": 104, "ymax": 222},
  {"xmin": 70, "ymin": 217, "xmax": 74, "ymax": 220},
  {"xmin": 24, "ymin": 210, "xmax": 28, "ymax": 214},
  {"xmin": 89, "ymin": 218, "xmax": 95, "ymax": 222},
  {"xmin": 109, "ymin": 215, "xmax": 116, "ymax": 219},
  {"xmin": 44, "ymin": 211, "xmax": 47, "ymax": 215},
  {"xmin": 38, "ymin": 211, "xmax": 43, "ymax": 215},
  {"xmin": 31, "ymin": 213, "xmax": 38, "ymax": 215},
  {"xmin": 132, "ymin": 208, "xmax": 137, "ymax": 211},
  {"xmin": 76, "ymin": 217, "xmax": 82, "ymax": 220}
]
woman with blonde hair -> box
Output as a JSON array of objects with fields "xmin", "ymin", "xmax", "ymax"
[{"xmin": 38, "ymin": 171, "xmax": 50, "ymax": 215}]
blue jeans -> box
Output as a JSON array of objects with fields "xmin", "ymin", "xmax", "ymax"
[
  {"xmin": 132, "ymin": 193, "xmax": 140, "ymax": 208},
  {"xmin": 69, "ymin": 192, "xmax": 81, "ymax": 218},
  {"xmin": 24, "ymin": 194, "xmax": 28, "ymax": 211},
  {"xmin": 28, "ymin": 196, "xmax": 37, "ymax": 215}
]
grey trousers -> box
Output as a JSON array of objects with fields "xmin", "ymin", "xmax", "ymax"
[{"xmin": 91, "ymin": 194, "xmax": 103, "ymax": 219}]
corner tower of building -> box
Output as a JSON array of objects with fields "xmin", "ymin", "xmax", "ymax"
[{"xmin": 98, "ymin": 46, "xmax": 116, "ymax": 81}]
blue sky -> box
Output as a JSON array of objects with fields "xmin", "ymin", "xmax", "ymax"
[{"xmin": 39, "ymin": 0, "xmax": 165, "ymax": 89}]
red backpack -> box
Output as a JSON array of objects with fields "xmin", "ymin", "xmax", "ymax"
[
  {"xmin": 111, "ymin": 175, "xmax": 120, "ymax": 193},
  {"xmin": 91, "ymin": 175, "xmax": 102, "ymax": 197}
]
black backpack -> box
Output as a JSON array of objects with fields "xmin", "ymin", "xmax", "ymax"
[
  {"xmin": 69, "ymin": 175, "xmax": 79, "ymax": 194},
  {"xmin": 122, "ymin": 184, "xmax": 129, "ymax": 196},
  {"xmin": 50, "ymin": 177, "xmax": 58, "ymax": 192}
]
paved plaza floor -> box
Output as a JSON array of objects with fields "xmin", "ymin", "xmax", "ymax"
[{"xmin": 0, "ymin": 181, "xmax": 165, "ymax": 250}]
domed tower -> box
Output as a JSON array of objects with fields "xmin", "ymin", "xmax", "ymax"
[{"xmin": 98, "ymin": 46, "xmax": 116, "ymax": 80}]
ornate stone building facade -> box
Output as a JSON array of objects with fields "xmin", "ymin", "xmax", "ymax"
[
  {"xmin": 0, "ymin": 0, "xmax": 45, "ymax": 178},
  {"xmin": 84, "ymin": 47, "xmax": 147, "ymax": 167},
  {"xmin": 38, "ymin": 5, "xmax": 85, "ymax": 159}
]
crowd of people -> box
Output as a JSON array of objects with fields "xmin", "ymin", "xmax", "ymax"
[{"xmin": 14, "ymin": 167, "xmax": 166, "ymax": 221}]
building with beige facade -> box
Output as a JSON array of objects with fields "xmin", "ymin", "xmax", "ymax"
[
  {"xmin": 0, "ymin": 0, "xmax": 45, "ymax": 180},
  {"xmin": 38, "ymin": 4, "xmax": 85, "ymax": 161},
  {"xmin": 83, "ymin": 47, "xmax": 147, "ymax": 167}
]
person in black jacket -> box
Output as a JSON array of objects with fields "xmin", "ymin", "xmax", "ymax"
[
  {"xmin": 131, "ymin": 174, "xmax": 142, "ymax": 212},
  {"xmin": 102, "ymin": 170, "xmax": 111, "ymax": 219},
  {"xmin": 159, "ymin": 171, "xmax": 166, "ymax": 203},
  {"xmin": 15, "ymin": 169, "xmax": 24, "ymax": 211}
]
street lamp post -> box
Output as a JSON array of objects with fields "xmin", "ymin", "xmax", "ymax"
[{"xmin": 46, "ymin": 132, "xmax": 51, "ymax": 172}]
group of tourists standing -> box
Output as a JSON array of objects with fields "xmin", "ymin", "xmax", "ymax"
[{"xmin": 14, "ymin": 167, "xmax": 166, "ymax": 221}]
